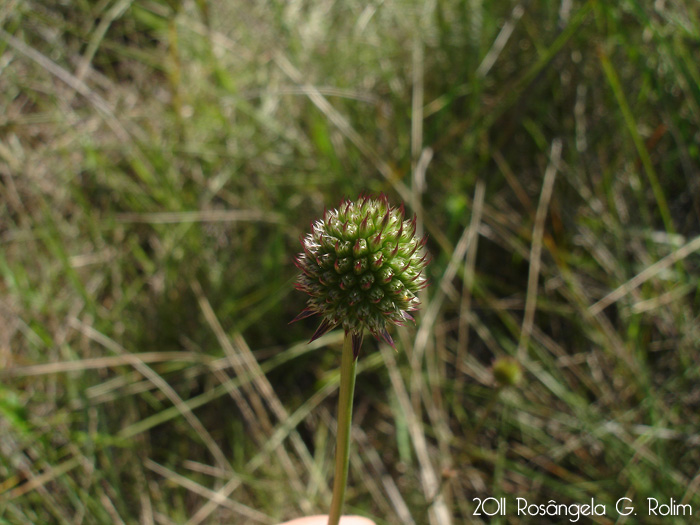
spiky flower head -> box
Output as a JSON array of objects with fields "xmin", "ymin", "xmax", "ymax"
[{"xmin": 293, "ymin": 194, "xmax": 429, "ymax": 352}]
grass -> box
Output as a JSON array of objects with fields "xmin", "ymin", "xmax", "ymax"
[{"xmin": 1, "ymin": 0, "xmax": 700, "ymax": 523}]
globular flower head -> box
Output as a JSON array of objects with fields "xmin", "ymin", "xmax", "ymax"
[{"xmin": 293, "ymin": 193, "xmax": 429, "ymax": 353}]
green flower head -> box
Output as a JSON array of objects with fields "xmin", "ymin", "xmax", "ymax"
[{"xmin": 293, "ymin": 194, "xmax": 429, "ymax": 353}]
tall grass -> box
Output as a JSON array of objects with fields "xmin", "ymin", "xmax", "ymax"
[{"xmin": 1, "ymin": 0, "xmax": 699, "ymax": 523}]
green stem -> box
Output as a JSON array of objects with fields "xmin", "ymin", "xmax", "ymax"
[{"xmin": 327, "ymin": 333, "xmax": 358, "ymax": 525}]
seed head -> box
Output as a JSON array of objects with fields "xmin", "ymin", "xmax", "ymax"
[{"xmin": 293, "ymin": 194, "xmax": 429, "ymax": 351}]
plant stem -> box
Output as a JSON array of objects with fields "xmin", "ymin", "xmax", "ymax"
[{"xmin": 327, "ymin": 333, "xmax": 358, "ymax": 525}]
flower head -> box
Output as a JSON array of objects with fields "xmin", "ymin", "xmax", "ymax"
[{"xmin": 293, "ymin": 194, "xmax": 429, "ymax": 352}]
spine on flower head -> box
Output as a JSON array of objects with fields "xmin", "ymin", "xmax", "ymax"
[{"xmin": 293, "ymin": 193, "xmax": 430, "ymax": 351}]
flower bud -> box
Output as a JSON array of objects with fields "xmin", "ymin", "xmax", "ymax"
[{"xmin": 293, "ymin": 193, "xmax": 430, "ymax": 349}]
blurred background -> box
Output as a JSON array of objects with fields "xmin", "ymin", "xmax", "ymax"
[{"xmin": 1, "ymin": 0, "xmax": 700, "ymax": 523}]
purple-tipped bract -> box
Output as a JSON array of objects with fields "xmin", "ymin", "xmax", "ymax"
[{"xmin": 293, "ymin": 194, "xmax": 429, "ymax": 351}]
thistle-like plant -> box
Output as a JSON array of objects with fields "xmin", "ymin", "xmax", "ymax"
[
  {"xmin": 292, "ymin": 194, "xmax": 429, "ymax": 525},
  {"xmin": 293, "ymin": 193, "xmax": 429, "ymax": 353}
]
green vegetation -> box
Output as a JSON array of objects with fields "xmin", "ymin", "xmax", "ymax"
[{"xmin": 1, "ymin": 1, "xmax": 699, "ymax": 523}]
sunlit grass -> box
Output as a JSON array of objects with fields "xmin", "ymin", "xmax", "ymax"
[{"xmin": 1, "ymin": 1, "xmax": 699, "ymax": 524}]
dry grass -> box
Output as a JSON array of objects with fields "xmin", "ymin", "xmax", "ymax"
[{"xmin": 1, "ymin": 1, "xmax": 700, "ymax": 524}]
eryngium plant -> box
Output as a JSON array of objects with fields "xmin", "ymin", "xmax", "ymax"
[
  {"xmin": 293, "ymin": 193, "xmax": 429, "ymax": 352},
  {"xmin": 292, "ymin": 194, "xmax": 429, "ymax": 525}
]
